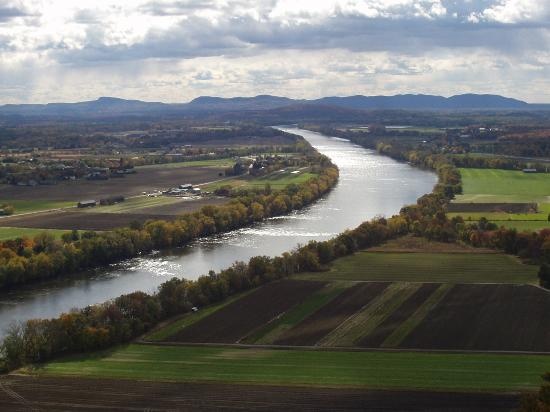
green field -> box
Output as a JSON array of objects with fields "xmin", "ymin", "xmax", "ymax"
[
  {"xmin": 0, "ymin": 227, "xmax": 69, "ymax": 241},
  {"xmin": 205, "ymin": 169, "xmax": 317, "ymax": 191},
  {"xmin": 296, "ymin": 251, "xmax": 538, "ymax": 284},
  {"xmin": 450, "ymin": 168, "xmax": 550, "ymax": 231},
  {"xmin": 455, "ymin": 168, "xmax": 550, "ymax": 203},
  {"xmin": 0, "ymin": 199, "xmax": 74, "ymax": 214},
  {"xmin": 138, "ymin": 158, "xmax": 234, "ymax": 170},
  {"xmin": 82, "ymin": 196, "xmax": 179, "ymax": 214},
  {"xmin": 27, "ymin": 344, "xmax": 550, "ymax": 391}
]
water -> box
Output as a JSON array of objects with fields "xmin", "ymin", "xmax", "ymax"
[{"xmin": 0, "ymin": 127, "xmax": 437, "ymax": 334}]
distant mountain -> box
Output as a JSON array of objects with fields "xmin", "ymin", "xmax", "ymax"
[
  {"xmin": 188, "ymin": 95, "xmax": 298, "ymax": 111},
  {"xmin": 0, "ymin": 93, "xmax": 546, "ymax": 119},
  {"xmin": 313, "ymin": 94, "xmax": 530, "ymax": 110}
]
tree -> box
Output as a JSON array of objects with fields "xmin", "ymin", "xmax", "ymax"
[{"xmin": 539, "ymin": 264, "xmax": 550, "ymax": 289}]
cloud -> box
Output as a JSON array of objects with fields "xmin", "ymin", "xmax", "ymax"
[{"xmin": 0, "ymin": 0, "xmax": 548, "ymax": 103}]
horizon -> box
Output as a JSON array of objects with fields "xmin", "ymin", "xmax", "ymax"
[{"xmin": 2, "ymin": 92, "xmax": 548, "ymax": 106}]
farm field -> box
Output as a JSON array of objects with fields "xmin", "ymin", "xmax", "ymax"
[
  {"xmin": 450, "ymin": 168, "xmax": 550, "ymax": 231},
  {"xmin": 295, "ymin": 251, "xmax": 538, "ymax": 284},
  {"xmin": 0, "ymin": 199, "xmax": 74, "ymax": 215},
  {"xmin": 0, "ymin": 227, "xmax": 68, "ymax": 241},
  {"xmin": 25, "ymin": 344, "xmax": 550, "ymax": 392},
  {"xmin": 152, "ymin": 276, "xmax": 549, "ymax": 352},
  {"xmin": 454, "ymin": 168, "xmax": 550, "ymax": 203},
  {"xmin": 0, "ymin": 165, "xmax": 225, "ymax": 203},
  {"xmin": 138, "ymin": 158, "xmax": 235, "ymax": 169},
  {"xmin": 204, "ymin": 168, "xmax": 317, "ymax": 191},
  {"xmin": 169, "ymin": 280, "xmax": 326, "ymax": 344},
  {"xmin": 0, "ymin": 197, "xmax": 228, "ymax": 231},
  {"xmin": 0, "ymin": 376, "xmax": 520, "ymax": 411}
]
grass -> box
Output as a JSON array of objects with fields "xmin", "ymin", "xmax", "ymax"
[
  {"xmin": 138, "ymin": 158, "xmax": 235, "ymax": 170},
  {"xmin": 295, "ymin": 251, "xmax": 538, "ymax": 284},
  {"xmin": 27, "ymin": 344, "xmax": 550, "ymax": 391},
  {"xmin": 82, "ymin": 196, "xmax": 179, "ymax": 214},
  {"xmin": 243, "ymin": 282, "xmax": 351, "ymax": 345},
  {"xmin": 319, "ymin": 283, "xmax": 420, "ymax": 347},
  {"xmin": 145, "ymin": 290, "xmax": 254, "ymax": 342},
  {"xmin": 0, "ymin": 199, "xmax": 74, "ymax": 214},
  {"xmin": 492, "ymin": 220, "xmax": 550, "ymax": 231},
  {"xmin": 204, "ymin": 169, "xmax": 317, "ymax": 192},
  {"xmin": 455, "ymin": 168, "xmax": 550, "ymax": 203},
  {"xmin": 0, "ymin": 227, "xmax": 69, "ymax": 241},
  {"xmin": 381, "ymin": 284, "xmax": 454, "ymax": 348}
]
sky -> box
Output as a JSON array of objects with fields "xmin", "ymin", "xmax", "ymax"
[{"xmin": 0, "ymin": 0, "xmax": 549, "ymax": 104}]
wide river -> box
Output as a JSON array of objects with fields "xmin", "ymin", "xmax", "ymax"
[{"xmin": 0, "ymin": 127, "xmax": 437, "ymax": 335}]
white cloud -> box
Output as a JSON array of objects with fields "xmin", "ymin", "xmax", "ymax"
[{"xmin": 0, "ymin": 0, "xmax": 548, "ymax": 103}]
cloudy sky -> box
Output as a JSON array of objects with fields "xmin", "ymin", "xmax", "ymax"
[{"xmin": 0, "ymin": 0, "xmax": 549, "ymax": 104}]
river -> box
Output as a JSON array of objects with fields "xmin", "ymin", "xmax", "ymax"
[{"xmin": 0, "ymin": 127, "xmax": 437, "ymax": 335}]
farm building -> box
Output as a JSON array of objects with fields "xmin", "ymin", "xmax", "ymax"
[
  {"xmin": 77, "ymin": 200, "xmax": 97, "ymax": 208},
  {"xmin": 522, "ymin": 168, "xmax": 538, "ymax": 173},
  {"xmin": 179, "ymin": 183, "xmax": 193, "ymax": 190}
]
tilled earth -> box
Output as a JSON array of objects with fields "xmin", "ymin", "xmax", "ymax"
[{"xmin": 0, "ymin": 376, "xmax": 520, "ymax": 411}]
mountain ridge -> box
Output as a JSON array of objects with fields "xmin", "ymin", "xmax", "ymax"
[{"xmin": 0, "ymin": 93, "xmax": 547, "ymax": 118}]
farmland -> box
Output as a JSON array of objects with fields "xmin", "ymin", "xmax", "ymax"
[
  {"xmin": 128, "ymin": 227, "xmax": 550, "ymax": 354},
  {"xmin": 450, "ymin": 168, "xmax": 550, "ymax": 231},
  {"xmin": 204, "ymin": 168, "xmax": 317, "ymax": 191},
  {"xmin": 296, "ymin": 251, "xmax": 538, "ymax": 284},
  {"xmin": 0, "ymin": 227, "xmax": 68, "ymax": 241},
  {"xmin": 0, "ymin": 375, "xmax": 520, "ymax": 411},
  {"xmin": 25, "ymin": 344, "xmax": 550, "ymax": 392}
]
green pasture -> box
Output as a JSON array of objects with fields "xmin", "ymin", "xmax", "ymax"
[
  {"xmin": 28, "ymin": 344, "xmax": 550, "ymax": 391},
  {"xmin": 0, "ymin": 227, "xmax": 69, "ymax": 241},
  {"xmin": 295, "ymin": 251, "xmax": 538, "ymax": 284},
  {"xmin": 0, "ymin": 199, "xmax": 74, "ymax": 214},
  {"xmin": 454, "ymin": 168, "xmax": 550, "ymax": 203}
]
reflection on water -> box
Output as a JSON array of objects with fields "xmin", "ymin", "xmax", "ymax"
[{"xmin": 0, "ymin": 127, "xmax": 437, "ymax": 335}]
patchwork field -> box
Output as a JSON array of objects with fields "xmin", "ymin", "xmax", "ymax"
[
  {"xmin": 0, "ymin": 376, "xmax": 520, "ymax": 412},
  {"xmin": 450, "ymin": 168, "xmax": 550, "ymax": 231},
  {"xmin": 169, "ymin": 280, "xmax": 326, "ymax": 344},
  {"xmin": 145, "ymin": 244, "xmax": 545, "ymax": 351}
]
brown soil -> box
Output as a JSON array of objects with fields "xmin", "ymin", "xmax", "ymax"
[
  {"xmin": 0, "ymin": 376, "xmax": 519, "ymax": 412},
  {"xmin": 274, "ymin": 282, "xmax": 389, "ymax": 346},
  {"xmin": 0, "ymin": 165, "xmax": 223, "ymax": 201},
  {"xmin": 169, "ymin": 280, "xmax": 326, "ymax": 343},
  {"xmin": 0, "ymin": 198, "xmax": 229, "ymax": 230},
  {"xmin": 358, "ymin": 283, "xmax": 441, "ymax": 348},
  {"xmin": 401, "ymin": 284, "xmax": 550, "ymax": 351},
  {"xmin": 447, "ymin": 203, "xmax": 537, "ymax": 214}
]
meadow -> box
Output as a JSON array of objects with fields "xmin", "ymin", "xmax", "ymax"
[
  {"xmin": 28, "ymin": 344, "xmax": 550, "ymax": 391},
  {"xmin": 296, "ymin": 251, "xmax": 538, "ymax": 284}
]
